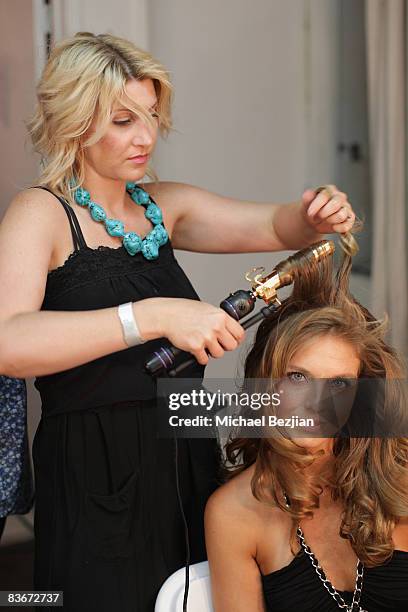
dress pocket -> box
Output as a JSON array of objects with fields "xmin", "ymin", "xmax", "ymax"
[{"xmin": 83, "ymin": 468, "xmax": 139, "ymax": 561}]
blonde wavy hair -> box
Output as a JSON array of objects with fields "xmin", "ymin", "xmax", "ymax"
[
  {"xmin": 225, "ymin": 234, "xmax": 408, "ymax": 567},
  {"xmin": 26, "ymin": 32, "xmax": 174, "ymax": 205}
]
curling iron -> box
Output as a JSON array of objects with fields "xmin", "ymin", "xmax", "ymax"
[{"xmin": 144, "ymin": 239, "xmax": 335, "ymax": 377}]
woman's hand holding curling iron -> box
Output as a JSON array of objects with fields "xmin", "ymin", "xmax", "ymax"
[{"xmin": 133, "ymin": 298, "xmax": 245, "ymax": 365}]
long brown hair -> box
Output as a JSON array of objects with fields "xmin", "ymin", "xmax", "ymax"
[{"xmin": 225, "ymin": 236, "xmax": 408, "ymax": 567}]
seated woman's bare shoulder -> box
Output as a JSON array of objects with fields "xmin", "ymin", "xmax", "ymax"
[
  {"xmin": 206, "ymin": 465, "xmax": 284, "ymax": 531},
  {"xmin": 204, "ymin": 464, "xmax": 290, "ymax": 611}
]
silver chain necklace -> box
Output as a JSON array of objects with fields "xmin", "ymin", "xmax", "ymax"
[{"xmin": 297, "ymin": 527, "xmax": 368, "ymax": 612}]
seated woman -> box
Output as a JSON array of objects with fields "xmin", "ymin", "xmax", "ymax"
[{"xmin": 204, "ymin": 236, "xmax": 408, "ymax": 612}]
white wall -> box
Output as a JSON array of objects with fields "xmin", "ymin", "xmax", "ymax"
[
  {"xmin": 52, "ymin": 0, "xmax": 149, "ymax": 48},
  {"xmin": 0, "ymin": 0, "xmax": 38, "ymax": 215}
]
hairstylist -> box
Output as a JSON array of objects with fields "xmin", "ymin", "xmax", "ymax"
[{"xmin": 0, "ymin": 32, "xmax": 355, "ymax": 612}]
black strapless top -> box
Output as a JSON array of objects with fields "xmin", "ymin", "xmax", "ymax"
[{"xmin": 262, "ymin": 545, "xmax": 408, "ymax": 611}]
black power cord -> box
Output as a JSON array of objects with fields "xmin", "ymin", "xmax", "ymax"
[{"xmin": 173, "ymin": 431, "xmax": 191, "ymax": 612}]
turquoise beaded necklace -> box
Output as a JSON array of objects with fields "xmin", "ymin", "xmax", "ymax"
[{"xmin": 71, "ymin": 181, "xmax": 168, "ymax": 260}]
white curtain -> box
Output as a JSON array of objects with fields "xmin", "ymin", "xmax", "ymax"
[{"xmin": 365, "ymin": 0, "xmax": 407, "ymax": 357}]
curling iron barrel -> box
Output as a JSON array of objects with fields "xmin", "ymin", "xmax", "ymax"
[{"xmin": 144, "ymin": 239, "xmax": 335, "ymax": 377}]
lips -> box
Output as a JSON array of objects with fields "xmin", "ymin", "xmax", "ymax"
[{"xmin": 128, "ymin": 154, "xmax": 149, "ymax": 160}]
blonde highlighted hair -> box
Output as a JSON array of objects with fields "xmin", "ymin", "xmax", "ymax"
[
  {"xmin": 225, "ymin": 235, "xmax": 408, "ymax": 567},
  {"xmin": 26, "ymin": 32, "xmax": 174, "ymax": 204}
]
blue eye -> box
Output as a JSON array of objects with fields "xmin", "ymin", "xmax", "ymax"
[
  {"xmin": 329, "ymin": 378, "xmax": 350, "ymax": 390},
  {"xmin": 286, "ymin": 371, "xmax": 307, "ymax": 384}
]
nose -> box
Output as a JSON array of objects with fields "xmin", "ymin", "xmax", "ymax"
[
  {"xmin": 307, "ymin": 380, "xmax": 353, "ymax": 430},
  {"xmin": 131, "ymin": 117, "xmax": 156, "ymax": 148},
  {"xmin": 289, "ymin": 380, "xmax": 332, "ymax": 422}
]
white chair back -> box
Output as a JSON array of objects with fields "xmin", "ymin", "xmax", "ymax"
[{"xmin": 155, "ymin": 561, "xmax": 214, "ymax": 612}]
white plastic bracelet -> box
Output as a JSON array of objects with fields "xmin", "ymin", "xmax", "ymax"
[{"xmin": 118, "ymin": 302, "xmax": 146, "ymax": 347}]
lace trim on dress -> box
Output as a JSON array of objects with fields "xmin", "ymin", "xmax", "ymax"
[{"xmin": 44, "ymin": 240, "xmax": 175, "ymax": 301}]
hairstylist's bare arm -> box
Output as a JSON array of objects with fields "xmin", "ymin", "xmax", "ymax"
[
  {"xmin": 0, "ymin": 189, "xmax": 128, "ymax": 377},
  {"xmin": 0, "ymin": 190, "xmax": 244, "ymax": 378}
]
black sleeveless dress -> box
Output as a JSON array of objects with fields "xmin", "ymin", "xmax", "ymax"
[{"xmin": 31, "ymin": 187, "xmax": 221, "ymax": 611}]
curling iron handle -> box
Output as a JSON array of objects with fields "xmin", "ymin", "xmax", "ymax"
[
  {"xmin": 166, "ymin": 292, "xmax": 254, "ymax": 360},
  {"xmin": 145, "ymin": 290, "xmax": 255, "ymax": 376},
  {"xmin": 174, "ymin": 313, "xmax": 262, "ymax": 364},
  {"xmin": 149, "ymin": 317, "xmax": 251, "ymax": 370},
  {"xmin": 167, "ymin": 303, "xmax": 280, "ymax": 377}
]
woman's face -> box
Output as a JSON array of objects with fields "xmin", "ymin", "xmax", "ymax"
[
  {"xmin": 276, "ymin": 334, "xmax": 361, "ymax": 452},
  {"xmin": 82, "ymin": 78, "xmax": 159, "ymax": 182}
]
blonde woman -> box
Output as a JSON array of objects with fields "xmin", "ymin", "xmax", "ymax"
[
  {"xmin": 0, "ymin": 32, "xmax": 355, "ymax": 610},
  {"xmin": 205, "ymin": 243, "xmax": 408, "ymax": 611}
]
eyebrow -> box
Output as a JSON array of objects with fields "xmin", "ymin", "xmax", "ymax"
[
  {"xmin": 286, "ymin": 365, "xmax": 358, "ymax": 378},
  {"xmin": 113, "ymin": 101, "xmax": 158, "ymax": 112}
]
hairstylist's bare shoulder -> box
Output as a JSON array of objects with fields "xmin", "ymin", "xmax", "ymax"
[
  {"xmin": 5, "ymin": 187, "xmax": 69, "ymax": 255},
  {"xmin": 5, "ymin": 187, "xmax": 67, "ymax": 233},
  {"xmin": 141, "ymin": 180, "xmax": 191, "ymax": 239},
  {"xmin": 141, "ymin": 180, "xmax": 183, "ymax": 206},
  {"xmin": 0, "ymin": 188, "xmax": 67, "ymax": 315}
]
